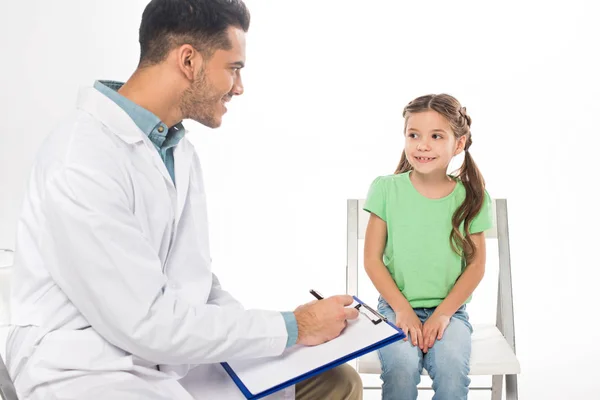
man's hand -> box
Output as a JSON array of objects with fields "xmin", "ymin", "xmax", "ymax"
[
  {"xmin": 293, "ymin": 295, "xmax": 359, "ymax": 346},
  {"xmin": 422, "ymin": 312, "xmax": 451, "ymax": 353}
]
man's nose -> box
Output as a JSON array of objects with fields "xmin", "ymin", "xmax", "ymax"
[{"xmin": 231, "ymin": 75, "xmax": 244, "ymax": 96}]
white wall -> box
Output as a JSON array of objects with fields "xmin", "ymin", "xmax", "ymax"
[{"xmin": 1, "ymin": 0, "xmax": 599, "ymax": 398}]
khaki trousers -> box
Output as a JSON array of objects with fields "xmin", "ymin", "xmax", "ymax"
[{"xmin": 295, "ymin": 364, "xmax": 363, "ymax": 400}]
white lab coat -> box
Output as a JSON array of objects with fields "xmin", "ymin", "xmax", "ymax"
[{"xmin": 6, "ymin": 86, "xmax": 294, "ymax": 399}]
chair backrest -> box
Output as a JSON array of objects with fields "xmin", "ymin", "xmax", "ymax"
[
  {"xmin": 0, "ymin": 249, "xmax": 18, "ymax": 400},
  {"xmin": 345, "ymin": 198, "xmax": 516, "ymax": 353}
]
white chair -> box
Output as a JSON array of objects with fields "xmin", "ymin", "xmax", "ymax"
[
  {"xmin": 0, "ymin": 249, "xmax": 18, "ymax": 400},
  {"xmin": 346, "ymin": 199, "xmax": 520, "ymax": 399}
]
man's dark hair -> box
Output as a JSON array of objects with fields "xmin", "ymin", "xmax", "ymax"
[{"xmin": 138, "ymin": 0, "xmax": 250, "ymax": 67}]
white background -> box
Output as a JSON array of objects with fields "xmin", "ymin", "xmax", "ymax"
[{"xmin": 1, "ymin": 1, "xmax": 599, "ymax": 398}]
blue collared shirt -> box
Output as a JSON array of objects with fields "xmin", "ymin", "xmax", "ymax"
[{"xmin": 94, "ymin": 80, "xmax": 298, "ymax": 347}]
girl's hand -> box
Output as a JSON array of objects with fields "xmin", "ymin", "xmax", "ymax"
[
  {"xmin": 395, "ymin": 308, "xmax": 424, "ymax": 349},
  {"xmin": 422, "ymin": 313, "xmax": 451, "ymax": 353}
]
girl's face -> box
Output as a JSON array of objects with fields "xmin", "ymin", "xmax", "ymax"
[{"xmin": 404, "ymin": 110, "xmax": 466, "ymax": 176}]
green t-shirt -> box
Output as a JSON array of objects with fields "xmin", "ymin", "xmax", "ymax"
[{"xmin": 363, "ymin": 172, "xmax": 494, "ymax": 308}]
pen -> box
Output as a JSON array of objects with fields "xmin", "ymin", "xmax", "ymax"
[
  {"xmin": 310, "ymin": 289, "xmax": 362, "ymax": 310},
  {"xmin": 308, "ymin": 289, "xmax": 387, "ymax": 324}
]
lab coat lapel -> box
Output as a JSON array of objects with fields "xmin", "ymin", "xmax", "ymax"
[
  {"xmin": 174, "ymin": 138, "xmax": 194, "ymax": 226},
  {"xmin": 143, "ymin": 137, "xmax": 176, "ymax": 189},
  {"xmin": 78, "ymin": 85, "xmax": 176, "ymax": 191}
]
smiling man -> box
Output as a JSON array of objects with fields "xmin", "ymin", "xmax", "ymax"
[{"xmin": 5, "ymin": 1, "xmax": 362, "ymax": 399}]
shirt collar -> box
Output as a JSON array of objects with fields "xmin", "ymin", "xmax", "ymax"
[{"xmin": 94, "ymin": 80, "xmax": 185, "ymax": 149}]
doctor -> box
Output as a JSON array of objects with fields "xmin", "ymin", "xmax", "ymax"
[{"xmin": 6, "ymin": 0, "xmax": 363, "ymax": 399}]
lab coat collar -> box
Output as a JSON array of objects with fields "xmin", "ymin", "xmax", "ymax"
[
  {"xmin": 77, "ymin": 85, "xmax": 196, "ymax": 225},
  {"xmin": 77, "ymin": 86, "xmax": 146, "ymax": 145},
  {"xmin": 77, "ymin": 86, "xmax": 176, "ymax": 187}
]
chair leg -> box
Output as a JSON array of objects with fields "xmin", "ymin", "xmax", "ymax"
[
  {"xmin": 491, "ymin": 375, "xmax": 503, "ymax": 400},
  {"xmin": 505, "ymin": 374, "xmax": 518, "ymax": 400}
]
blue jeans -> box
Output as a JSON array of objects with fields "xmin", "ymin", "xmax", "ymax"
[{"xmin": 377, "ymin": 298, "xmax": 473, "ymax": 400}]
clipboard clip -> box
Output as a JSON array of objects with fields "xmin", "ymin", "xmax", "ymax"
[
  {"xmin": 309, "ymin": 289, "xmax": 388, "ymax": 325},
  {"xmin": 354, "ymin": 301, "xmax": 387, "ymax": 325}
]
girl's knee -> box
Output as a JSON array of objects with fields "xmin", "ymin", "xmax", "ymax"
[
  {"xmin": 426, "ymin": 349, "xmax": 470, "ymax": 387},
  {"xmin": 379, "ymin": 343, "xmax": 421, "ymax": 379},
  {"xmin": 430, "ymin": 362, "xmax": 470, "ymax": 397}
]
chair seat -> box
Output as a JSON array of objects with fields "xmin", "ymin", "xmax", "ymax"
[{"xmin": 358, "ymin": 323, "xmax": 521, "ymax": 376}]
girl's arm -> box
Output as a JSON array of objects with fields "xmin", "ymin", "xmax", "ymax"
[
  {"xmin": 435, "ymin": 232, "xmax": 487, "ymax": 317},
  {"xmin": 363, "ymin": 213, "xmax": 410, "ymax": 312},
  {"xmin": 422, "ymin": 232, "xmax": 487, "ymax": 352},
  {"xmin": 364, "ymin": 213, "xmax": 425, "ymax": 348}
]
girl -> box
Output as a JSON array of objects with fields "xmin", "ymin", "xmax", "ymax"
[{"xmin": 363, "ymin": 94, "xmax": 493, "ymax": 400}]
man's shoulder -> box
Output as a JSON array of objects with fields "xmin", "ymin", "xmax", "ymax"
[{"xmin": 36, "ymin": 110, "xmax": 130, "ymax": 179}]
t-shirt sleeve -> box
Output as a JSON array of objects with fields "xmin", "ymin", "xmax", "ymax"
[
  {"xmin": 470, "ymin": 190, "xmax": 494, "ymax": 234},
  {"xmin": 363, "ymin": 176, "xmax": 387, "ymax": 222}
]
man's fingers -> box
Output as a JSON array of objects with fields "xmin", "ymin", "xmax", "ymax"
[
  {"xmin": 343, "ymin": 307, "xmax": 359, "ymax": 320},
  {"xmin": 332, "ymin": 294, "xmax": 355, "ymax": 306}
]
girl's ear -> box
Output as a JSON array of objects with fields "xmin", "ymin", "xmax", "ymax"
[{"xmin": 454, "ymin": 135, "xmax": 467, "ymax": 156}]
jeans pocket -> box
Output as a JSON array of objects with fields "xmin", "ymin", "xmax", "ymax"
[
  {"xmin": 377, "ymin": 297, "xmax": 397, "ymax": 322},
  {"xmin": 377, "ymin": 296, "xmax": 390, "ymax": 312}
]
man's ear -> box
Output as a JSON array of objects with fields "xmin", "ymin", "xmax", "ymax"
[
  {"xmin": 177, "ymin": 44, "xmax": 202, "ymax": 81},
  {"xmin": 454, "ymin": 135, "xmax": 467, "ymax": 156}
]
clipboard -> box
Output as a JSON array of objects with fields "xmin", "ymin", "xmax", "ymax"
[{"xmin": 221, "ymin": 296, "xmax": 405, "ymax": 399}]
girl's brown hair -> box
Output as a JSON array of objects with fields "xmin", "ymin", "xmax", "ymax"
[{"xmin": 395, "ymin": 94, "xmax": 485, "ymax": 264}]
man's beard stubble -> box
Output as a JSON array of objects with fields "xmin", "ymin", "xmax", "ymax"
[{"xmin": 180, "ymin": 69, "xmax": 222, "ymax": 128}]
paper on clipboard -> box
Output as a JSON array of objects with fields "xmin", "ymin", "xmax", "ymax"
[{"xmin": 222, "ymin": 296, "xmax": 404, "ymax": 399}]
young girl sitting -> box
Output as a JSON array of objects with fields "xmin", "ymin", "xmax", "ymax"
[{"xmin": 363, "ymin": 93, "xmax": 493, "ymax": 400}]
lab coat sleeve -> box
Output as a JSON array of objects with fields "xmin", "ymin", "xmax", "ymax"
[
  {"xmin": 41, "ymin": 164, "xmax": 288, "ymax": 365},
  {"xmin": 207, "ymin": 273, "xmax": 244, "ymax": 310}
]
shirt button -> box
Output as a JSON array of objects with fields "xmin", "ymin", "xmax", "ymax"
[{"xmin": 158, "ymin": 126, "xmax": 165, "ymax": 133}]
